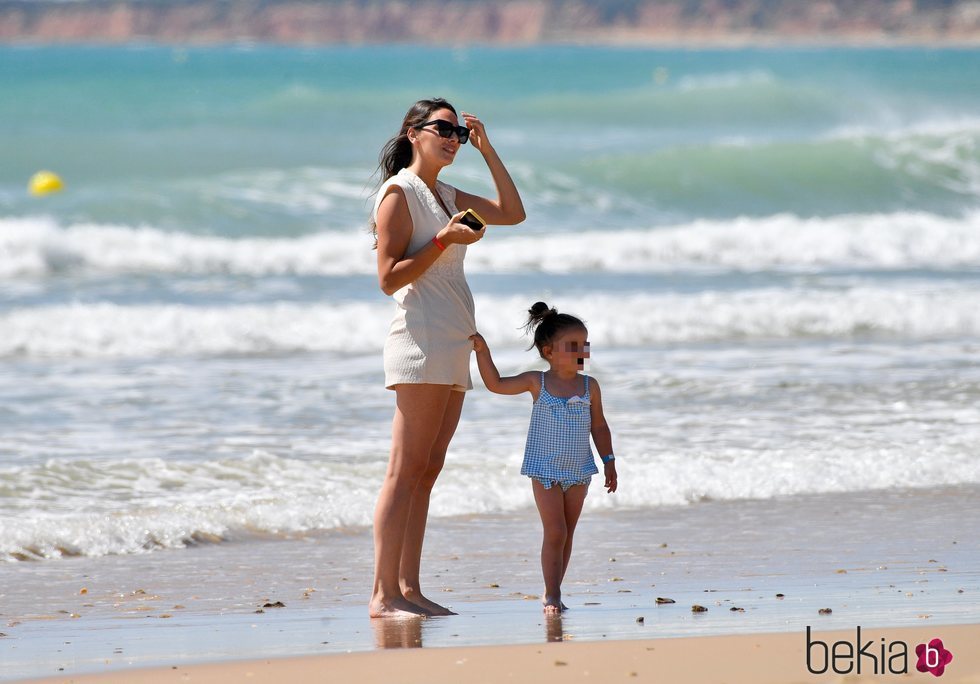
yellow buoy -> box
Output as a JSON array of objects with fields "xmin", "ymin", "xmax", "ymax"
[{"xmin": 29, "ymin": 171, "xmax": 64, "ymax": 196}]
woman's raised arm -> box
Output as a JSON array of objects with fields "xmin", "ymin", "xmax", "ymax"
[{"xmin": 453, "ymin": 112, "xmax": 526, "ymax": 226}]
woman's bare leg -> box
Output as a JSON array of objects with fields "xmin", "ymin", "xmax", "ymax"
[
  {"xmin": 399, "ymin": 389, "xmax": 465, "ymax": 616},
  {"xmin": 532, "ymin": 479, "xmax": 567, "ymax": 614},
  {"xmin": 369, "ymin": 384, "xmax": 453, "ymax": 618}
]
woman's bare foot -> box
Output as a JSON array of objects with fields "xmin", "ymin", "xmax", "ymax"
[
  {"xmin": 543, "ymin": 596, "xmax": 562, "ymax": 615},
  {"xmin": 403, "ymin": 588, "xmax": 457, "ymax": 616},
  {"xmin": 369, "ymin": 593, "xmax": 431, "ymax": 618}
]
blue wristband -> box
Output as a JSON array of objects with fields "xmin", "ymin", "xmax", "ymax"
[{"xmin": 601, "ymin": 454, "xmax": 615, "ymax": 464}]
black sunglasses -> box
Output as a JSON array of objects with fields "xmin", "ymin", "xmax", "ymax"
[{"xmin": 414, "ymin": 119, "xmax": 469, "ymax": 144}]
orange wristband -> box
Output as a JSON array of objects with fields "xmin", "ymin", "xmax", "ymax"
[{"xmin": 432, "ymin": 236, "xmax": 446, "ymax": 251}]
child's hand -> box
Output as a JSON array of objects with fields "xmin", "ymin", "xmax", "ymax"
[
  {"xmin": 469, "ymin": 332, "xmax": 488, "ymax": 353},
  {"xmin": 604, "ymin": 462, "xmax": 618, "ymax": 493}
]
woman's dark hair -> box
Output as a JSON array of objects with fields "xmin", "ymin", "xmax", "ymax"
[
  {"xmin": 378, "ymin": 97, "xmax": 457, "ymax": 182},
  {"xmin": 524, "ymin": 302, "xmax": 587, "ymax": 357},
  {"xmin": 369, "ymin": 97, "xmax": 457, "ymax": 248}
]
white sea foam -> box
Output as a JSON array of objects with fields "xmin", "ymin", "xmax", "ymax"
[
  {"xmin": 675, "ymin": 70, "xmax": 777, "ymax": 92},
  {"xmin": 198, "ymin": 166, "xmax": 373, "ymax": 213},
  {"xmin": 469, "ymin": 211, "xmax": 980, "ymax": 273},
  {"xmin": 828, "ymin": 115, "xmax": 980, "ymax": 142},
  {"xmin": 825, "ymin": 119, "xmax": 980, "ymax": 196},
  {"xmin": 3, "ymin": 210, "xmax": 980, "ymax": 278},
  {"xmin": 0, "ymin": 217, "xmax": 376, "ymax": 279},
  {"xmin": 0, "ymin": 300, "xmax": 387, "ymax": 358},
  {"xmin": 3, "ymin": 436, "xmax": 978, "ymax": 561},
  {"xmin": 2, "ymin": 284, "xmax": 979, "ymax": 359}
]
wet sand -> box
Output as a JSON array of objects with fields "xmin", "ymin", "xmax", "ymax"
[
  {"xmin": 22, "ymin": 623, "xmax": 980, "ymax": 683},
  {"xmin": 4, "ymin": 486, "xmax": 979, "ymax": 681}
]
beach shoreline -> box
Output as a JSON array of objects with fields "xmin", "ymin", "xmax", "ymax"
[
  {"xmin": 3, "ymin": 486, "xmax": 978, "ymax": 681},
  {"xmin": 19, "ymin": 623, "xmax": 980, "ymax": 683}
]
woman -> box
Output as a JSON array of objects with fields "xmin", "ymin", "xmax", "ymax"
[{"xmin": 369, "ymin": 98, "xmax": 525, "ymax": 618}]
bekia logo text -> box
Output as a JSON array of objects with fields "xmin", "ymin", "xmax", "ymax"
[{"xmin": 806, "ymin": 627, "xmax": 953, "ymax": 677}]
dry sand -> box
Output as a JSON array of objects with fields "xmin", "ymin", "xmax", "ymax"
[{"xmin": 25, "ymin": 622, "xmax": 980, "ymax": 684}]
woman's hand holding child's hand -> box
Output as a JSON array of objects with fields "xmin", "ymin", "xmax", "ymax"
[{"xmin": 604, "ymin": 462, "xmax": 618, "ymax": 493}]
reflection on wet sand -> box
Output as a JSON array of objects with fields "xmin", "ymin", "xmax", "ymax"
[
  {"xmin": 545, "ymin": 614, "xmax": 564, "ymax": 642},
  {"xmin": 372, "ymin": 616, "xmax": 424, "ymax": 649}
]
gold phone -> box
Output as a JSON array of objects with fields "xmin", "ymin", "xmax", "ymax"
[{"xmin": 458, "ymin": 208, "xmax": 487, "ymax": 231}]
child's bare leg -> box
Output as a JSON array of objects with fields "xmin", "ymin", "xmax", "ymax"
[
  {"xmin": 558, "ymin": 482, "xmax": 589, "ymax": 610},
  {"xmin": 370, "ymin": 384, "xmax": 452, "ymax": 618},
  {"xmin": 399, "ymin": 390, "xmax": 465, "ymax": 617},
  {"xmin": 560, "ymin": 482, "xmax": 589, "ymax": 584},
  {"xmin": 532, "ymin": 479, "xmax": 567, "ymax": 614}
]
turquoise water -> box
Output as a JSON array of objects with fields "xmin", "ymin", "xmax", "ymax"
[
  {"xmin": 1, "ymin": 46, "xmax": 979, "ymax": 561},
  {"xmin": 2, "ymin": 46, "xmax": 979, "ymax": 230}
]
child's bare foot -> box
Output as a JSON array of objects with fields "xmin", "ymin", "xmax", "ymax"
[
  {"xmin": 369, "ymin": 593, "xmax": 430, "ymax": 618},
  {"xmin": 402, "ymin": 588, "xmax": 457, "ymax": 616}
]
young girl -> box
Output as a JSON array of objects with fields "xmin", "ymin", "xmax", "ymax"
[{"xmin": 470, "ymin": 302, "xmax": 618, "ymax": 614}]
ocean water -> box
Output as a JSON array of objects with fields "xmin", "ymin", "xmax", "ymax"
[{"xmin": 1, "ymin": 45, "xmax": 980, "ymax": 562}]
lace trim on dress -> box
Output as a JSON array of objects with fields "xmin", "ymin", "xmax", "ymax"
[{"xmin": 398, "ymin": 168, "xmax": 454, "ymax": 219}]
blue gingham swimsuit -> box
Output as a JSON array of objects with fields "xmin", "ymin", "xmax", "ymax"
[{"xmin": 521, "ymin": 372, "xmax": 598, "ymax": 491}]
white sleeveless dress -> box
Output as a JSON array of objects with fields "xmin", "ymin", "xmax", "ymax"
[{"xmin": 373, "ymin": 168, "xmax": 476, "ymax": 391}]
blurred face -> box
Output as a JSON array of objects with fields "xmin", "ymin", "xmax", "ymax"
[
  {"xmin": 410, "ymin": 108, "xmax": 462, "ymax": 166},
  {"xmin": 544, "ymin": 326, "xmax": 590, "ymax": 373}
]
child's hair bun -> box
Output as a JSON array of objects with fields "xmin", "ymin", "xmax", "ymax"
[
  {"xmin": 527, "ymin": 301, "xmax": 556, "ymax": 326},
  {"xmin": 523, "ymin": 301, "xmax": 587, "ymax": 358}
]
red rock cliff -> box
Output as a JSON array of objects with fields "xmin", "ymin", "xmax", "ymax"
[{"xmin": 1, "ymin": 0, "xmax": 978, "ymax": 44}]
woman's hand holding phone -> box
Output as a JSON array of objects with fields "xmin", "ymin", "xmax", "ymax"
[
  {"xmin": 458, "ymin": 208, "xmax": 487, "ymax": 231},
  {"xmin": 438, "ymin": 210, "xmax": 486, "ymax": 246}
]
